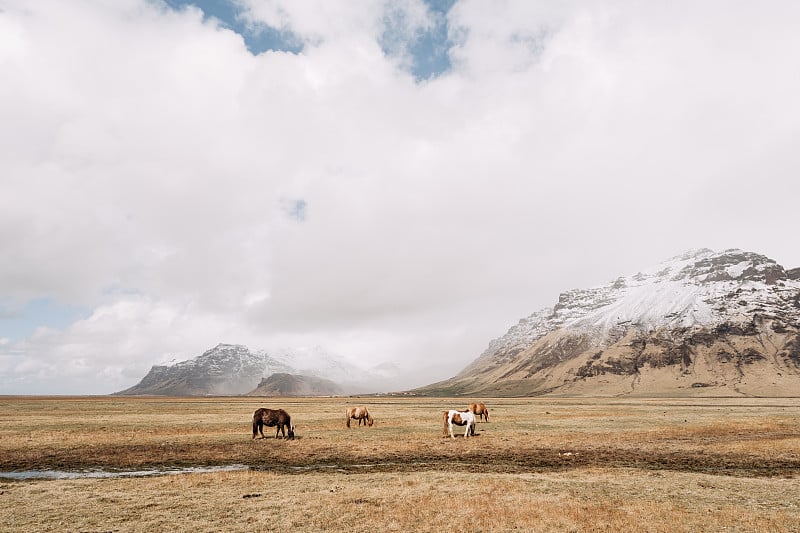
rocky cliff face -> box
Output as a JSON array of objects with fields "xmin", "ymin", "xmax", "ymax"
[{"xmin": 420, "ymin": 249, "xmax": 800, "ymax": 397}]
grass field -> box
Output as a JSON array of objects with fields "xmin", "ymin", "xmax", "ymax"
[{"xmin": 1, "ymin": 396, "xmax": 799, "ymax": 532}]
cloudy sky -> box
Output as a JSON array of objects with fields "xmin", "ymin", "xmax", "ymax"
[{"xmin": 2, "ymin": 0, "xmax": 800, "ymax": 394}]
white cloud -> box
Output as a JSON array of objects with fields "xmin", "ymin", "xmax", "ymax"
[{"xmin": 2, "ymin": 0, "xmax": 800, "ymax": 393}]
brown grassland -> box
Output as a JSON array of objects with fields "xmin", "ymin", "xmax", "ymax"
[{"xmin": 1, "ymin": 395, "xmax": 799, "ymax": 532}]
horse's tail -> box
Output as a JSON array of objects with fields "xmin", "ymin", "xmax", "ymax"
[
  {"xmin": 252, "ymin": 416, "xmax": 260, "ymax": 439},
  {"xmin": 282, "ymin": 413, "xmax": 295, "ymax": 439},
  {"xmin": 346, "ymin": 410, "xmax": 351, "ymax": 428},
  {"xmin": 442, "ymin": 411, "xmax": 449, "ymax": 437}
]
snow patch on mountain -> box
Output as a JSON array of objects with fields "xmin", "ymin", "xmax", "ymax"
[{"xmin": 477, "ymin": 249, "xmax": 800, "ymax": 365}]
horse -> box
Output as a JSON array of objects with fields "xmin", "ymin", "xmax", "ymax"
[
  {"xmin": 469, "ymin": 402, "xmax": 489, "ymax": 422},
  {"xmin": 346, "ymin": 405, "xmax": 374, "ymax": 428},
  {"xmin": 442, "ymin": 409, "xmax": 476, "ymax": 439},
  {"xmin": 252, "ymin": 408, "xmax": 295, "ymax": 440}
]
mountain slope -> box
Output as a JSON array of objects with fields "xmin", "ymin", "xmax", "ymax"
[{"xmin": 419, "ymin": 249, "xmax": 800, "ymax": 397}]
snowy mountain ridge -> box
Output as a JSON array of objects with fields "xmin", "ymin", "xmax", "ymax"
[
  {"xmin": 422, "ymin": 248, "xmax": 800, "ymax": 397},
  {"xmin": 478, "ymin": 248, "xmax": 800, "ymax": 367}
]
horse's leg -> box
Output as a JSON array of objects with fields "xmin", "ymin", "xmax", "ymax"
[{"xmin": 449, "ymin": 421, "xmax": 455, "ymax": 439}]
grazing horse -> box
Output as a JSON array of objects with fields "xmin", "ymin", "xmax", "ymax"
[
  {"xmin": 469, "ymin": 402, "xmax": 489, "ymax": 422},
  {"xmin": 442, "ymin": 410, "xmax": 476, "ymax": 439},
  {"xmin": 346, "ymin": 405, "xmax": 374, "ymax": 428},
  {"xmin": 252, "ymin": 408, "xmax": 295, "ymax": 440}
]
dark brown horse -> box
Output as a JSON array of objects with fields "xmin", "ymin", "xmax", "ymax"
[
  {"xmin": 346, "ymin": 405, "xmax": 374, "ymax": 428},
  {"xmin": 469, "ymin": 402, "xmax": 489, "ymax": 422},
  {"xmin": 252, "ymin": 408, "xmax": 295, "ymax": 439}
]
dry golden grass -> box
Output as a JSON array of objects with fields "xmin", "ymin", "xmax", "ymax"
[{"xmin": 1, "ymin": 396, "xmax": 799, "ymax": 532}]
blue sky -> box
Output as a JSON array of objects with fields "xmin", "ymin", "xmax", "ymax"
[
  {"xmin": 0, "ymin": 300, "xmax": 86, "ymax": 345},
  {"xmin": 164, "ymin": 0, "xmax": 454, "ymax": 79},
  {"xmin": 164, "ymin": 0, "xmax": 305, "ymax": 55}
]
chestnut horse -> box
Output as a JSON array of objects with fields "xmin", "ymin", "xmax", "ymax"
[
  {"xmin": 442, "ymin": 409, "xmax": 476, "ymax": 439},
  {"xmin": 346, "ymin": 405, "xmax": 374, "ymax": 428},
  {"xmin": 252, "ymin": 408, "xmax": 295, "ymax": 440},
  {"xmin": 469, "ymin": 402, "xmax": 489, "ymax": 422}
]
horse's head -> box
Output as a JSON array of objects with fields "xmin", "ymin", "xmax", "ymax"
[
  {"xmin": 367, "ymin": 416, "xmax": 374, "ymax": 427},
  {"xmin": 288, "ymin": 425, "xmax": 295, "ymax": 440}
]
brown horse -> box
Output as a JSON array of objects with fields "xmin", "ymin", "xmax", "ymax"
[
  {"xmin": 252, "ymin": 408, "xmax": 295, "ymax": 439},
  {"xmin": 469, "ymin": 402, "xmax": 489, "ymax": 422},
  {"xmin": 346, "ymin": 405, "xmax": 374, "ymax": 428}
]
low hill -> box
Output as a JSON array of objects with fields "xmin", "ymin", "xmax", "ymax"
[{"xmin": 245, "ymin": 373, "xmax": 343, "ymax": 396}]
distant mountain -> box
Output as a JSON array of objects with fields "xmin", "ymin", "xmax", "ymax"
[
  {"xmin": 115, "ymin": 344, "xmax": 292, "ymax": 396},
  {"xmin": 418, "ymin": 249, "xmax": 800, "ymax": 397},
  {"xmin": 115, "ymin": 343, "xmax": 367, "ymax": 396},
  {"xmin": 245, "ymin": 373, "xmax": 343, "ymax": 396}
]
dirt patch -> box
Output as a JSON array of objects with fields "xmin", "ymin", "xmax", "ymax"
[{"xmin": 4, "ymin": 440, "xmax": 798, "ymax": 478}]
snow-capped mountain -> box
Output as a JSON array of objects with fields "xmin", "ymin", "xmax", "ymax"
[
  {"xmin": 115, "ymin": 343, "xmax": 378, "ymax": 396},
  {"xmin": 420, "ymin": 249, "xmax": 800, "ymax": 397}
]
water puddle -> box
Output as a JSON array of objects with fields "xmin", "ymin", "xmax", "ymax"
[{"xmin": 0, "ymin": 464, "xmax": 249, "ymax": 481}]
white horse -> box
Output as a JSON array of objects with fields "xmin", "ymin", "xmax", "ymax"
[{"xmin": 442, "ymin": 410, "xmax": 476, "ymax": 439}]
